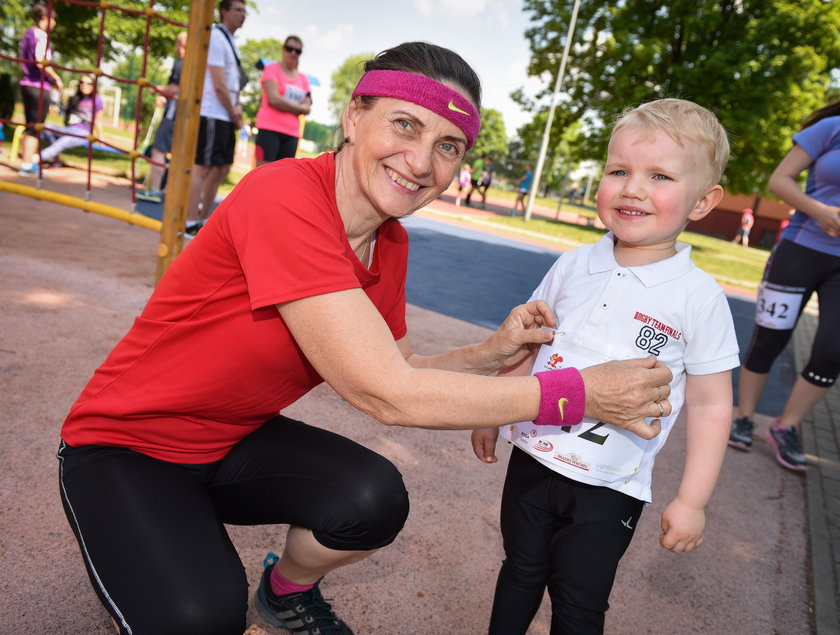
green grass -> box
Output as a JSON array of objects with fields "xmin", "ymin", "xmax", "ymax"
[
  {"xmin": 471, "ymin": 213, "xmax": 769, "ymax": 292},
  {"xmin": 677, "ymin": 229, "xmax": 769, "ymax": 290}
]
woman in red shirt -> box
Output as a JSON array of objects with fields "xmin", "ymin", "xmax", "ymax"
[{"xmin": 58, "ymin": 41, "xmax": 672, "ymax": 634}]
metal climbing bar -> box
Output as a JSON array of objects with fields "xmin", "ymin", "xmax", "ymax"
[
  {"xmin": 0, "ymin": 0, "xmax": 211, "ymax": 281},
  {"xmin": 0, "ymin": 180, "xmax": 162, "ymax": 231}
]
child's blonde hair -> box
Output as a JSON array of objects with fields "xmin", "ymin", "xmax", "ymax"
[{"xmin": 612, "ymin": 98, "xmax": 730, "ymax": 187}]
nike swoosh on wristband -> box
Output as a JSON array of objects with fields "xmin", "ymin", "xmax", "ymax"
[
  {"xmin": 448, "ymin": 100, "xmax": 470, "ymax": 116},
  {"xmin": 558, "ymin": 397, "xmax": 569, "ymax": 421}
]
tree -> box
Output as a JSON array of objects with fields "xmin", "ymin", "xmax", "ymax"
[
  {"xmin": 328, "ymin": 52, "xmax": 373, "ymax": 128},
  {"xmin": 112, "ymin": 47, "xmax": 169, "ymax": 140},
  {"xmin": 302, "ymin": 120, "xmax": 333, "ymax": 150},
  {"xmin": 520, "ymin": 0, "xmax": 840, "ymax": 194},
  {"xmin": 1, "ymin": 0, "xmax": 189, "ymax": 78},
  {"xmin": 470, "ymin": 107, "xmax": 507, "ymax": 161},
  {"xmin": 511, "ymin": 95, "xmax": 581, "ymax": 186},
  {"xmin": 1, "ymin": 0, "xmax": 189, "ymax": 137}
]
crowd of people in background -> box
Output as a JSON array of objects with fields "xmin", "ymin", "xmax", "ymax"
[{"xmin": 12, "ymin": 1, "xmax": 587, "ymax": 224}]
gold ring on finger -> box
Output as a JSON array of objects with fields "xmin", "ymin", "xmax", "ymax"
[{"xmin": 656, "ymin": 401, "xmax": 664, "ymax": 417}]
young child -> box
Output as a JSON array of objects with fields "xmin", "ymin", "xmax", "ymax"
[
  {"xmin": 471, "ymin": 98, "xmax": 740, "ymax": 634},
  {"xmin": 455, "ymin": 162, "xmax": 472, "ymax": 206}
]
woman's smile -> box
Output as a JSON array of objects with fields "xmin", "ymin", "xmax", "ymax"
[{"xmin": 385, "ymin": 167, "xmax": 421, "ymax": 192}]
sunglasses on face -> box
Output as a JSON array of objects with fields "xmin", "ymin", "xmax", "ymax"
[{"xmin": 284, "ymin": 45, "xmax": 302, "ymax": 55}]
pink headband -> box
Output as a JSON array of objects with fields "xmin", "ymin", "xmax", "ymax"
[{"xmin": 352, "ymin": 69, "xmax": 480, "ymax": 149}]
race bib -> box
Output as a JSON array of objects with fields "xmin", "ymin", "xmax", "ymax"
[
  {"xmin": 755, "ymin": 282, "xmax": 804, "ymax": 330},
  {"xmin": 285, "ymin": 85, "xmax": 307, "ymax": 104},
  {"xmin": 502, "ymin": 332, "xmax": 652, "ymax": 485}
]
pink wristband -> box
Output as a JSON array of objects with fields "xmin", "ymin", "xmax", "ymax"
[{"xmin": 533, "ymin": 368, "xmax": 586, "ymax": 427}]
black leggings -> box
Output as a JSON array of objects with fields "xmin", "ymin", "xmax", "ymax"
[
  {"xmin": 57, "ymin": 415, "xmax": 409, "ymax": 634},
  {"xmin": 254, "ymin": 128, "xmax": 299, "ymax": 163},
  {"xmin": 490, "ymin": 448, "xmax": 644, "ymax": 635},
  {"xmin": 744, "ymin": 239, "xmax": 840, "ymax": 387}
]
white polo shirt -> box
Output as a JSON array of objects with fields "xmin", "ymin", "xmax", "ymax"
[
  {"xmin": 200, "ymin": 25, "xmax": 241, "ymax": 122},
  {"xmin": 500, "ymin": 233, "xmax": 739, "ymax": 503}
]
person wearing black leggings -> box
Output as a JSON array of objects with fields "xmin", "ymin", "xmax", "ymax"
[{"xmin": 729, "ymin": 99, "xmax": 840, "ymax": 471}]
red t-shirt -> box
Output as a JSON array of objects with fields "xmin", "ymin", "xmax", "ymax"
[{"xmin": 62, "ymin": 153, "xmax": 408, "ymax": 463}]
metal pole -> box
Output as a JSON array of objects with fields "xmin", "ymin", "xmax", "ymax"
[{"xmin": 523, "ymin": 0, "xmax": 581, "ymax": 222}]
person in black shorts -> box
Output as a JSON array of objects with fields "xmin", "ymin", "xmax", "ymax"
[
  {"xmin": 476, "ymin": 156, "xmax": 495, "ymax": 208},
  {"xmin": 137, "ymin": 32, "xmax": 186, "ymax": 204},
  {"xmin": 17, "ymin": 4, "xmax": 63, "ymax": 175},
  {"xmin": 185, "ymin": 0, "xmax": 247, "ymax": 236}
]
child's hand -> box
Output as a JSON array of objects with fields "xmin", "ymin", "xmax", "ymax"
[
  {"xmin": 659, "ymin": 498, "xmax": 705, "ymax": 553},
  {"xmin": 471, "ymin": 428, "xmax": 500, "ymax": 463}
]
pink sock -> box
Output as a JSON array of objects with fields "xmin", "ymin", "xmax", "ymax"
[{"xmin": 269, "ymin": 566, "xmax": 314, "ymax": 597}]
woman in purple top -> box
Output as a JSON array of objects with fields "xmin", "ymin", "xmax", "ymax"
[
  {"xmin": 18, "ymin": 3, "xmax": 63, "ymax": 175},
  {"xmin": 730, "ymin": 99, "xmax": 840, "ymax": 471},
  {"xmin": 38, "ymin": 75, "xmax": 103, "ymax": 165}
]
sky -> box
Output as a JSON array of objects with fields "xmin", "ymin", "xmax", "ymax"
[{"xmin": 237, "ymin": 0, "xmax": 546, "ymax": 135}]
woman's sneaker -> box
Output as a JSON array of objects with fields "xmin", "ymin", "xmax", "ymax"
[
  {"xmin": 766, "ymin": 420, "xmax": 807, "ymax": 471},
  {"xmin": 728, "ymin": 416, "xmax": 754, "ymax": 451},
  {"xmin": 253, "ymin": 553, "xmax": 354, "ymax": 634}
]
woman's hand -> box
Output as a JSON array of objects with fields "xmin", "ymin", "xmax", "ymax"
[
  {"xmin": 769, "ymin": 144, "xmax": 840, "ymax": 237},
  {"xmin": 482, "ymin": 300, "xmax": 557, "ymax": 373},
  {"xmin": 300, "ymin": 95, "xmax": 313, "ymax": 116},
  {"xmin": 812, "ymin": 204, "xmax": 840, "ymax": 237},
  {"xmin": 579, "ymin": 356, "xmax": 672, "ymax": 440}
]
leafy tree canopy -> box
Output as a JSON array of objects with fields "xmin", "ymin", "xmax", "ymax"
[
  {"xmin": 519, "ymin": 0, "xmax": 840, "ymax": 194},
  {"xmin": 470, "ymin": 107, "xmax": 507, "ymax": 162},
  {"xmin": 1, "ymin": 0, "xmax": 190, "ymax": 74},
  {"xmin": 302, "ymin": 120, "xmax": 333, "ymax": 149},
  {"xmin": 328, "ymin": 52, "xmax": 373, "ymax": 128}
]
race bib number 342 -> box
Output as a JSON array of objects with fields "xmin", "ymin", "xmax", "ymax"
[{"xmin": 755, "ymin": 282, "xmax": 805, "ymax": 330}]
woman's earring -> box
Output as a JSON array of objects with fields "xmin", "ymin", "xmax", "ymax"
[{"xmin": 344, "ymin": 136, "xmax": 351, "ymax": 144}]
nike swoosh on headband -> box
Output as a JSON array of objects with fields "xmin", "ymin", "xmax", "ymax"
[{"xmin": 448, "ymin": 100, "xmax": 470, "ymax": 116}]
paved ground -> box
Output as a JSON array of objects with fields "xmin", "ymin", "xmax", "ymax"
[{"xmin": 0, "ymin": 165, "xmax": 833, "ymax": 633}]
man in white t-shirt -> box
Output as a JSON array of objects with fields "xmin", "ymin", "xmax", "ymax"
[{"xmin": 185, "ymin": 0, "xmax": 247, "ymax": 236}]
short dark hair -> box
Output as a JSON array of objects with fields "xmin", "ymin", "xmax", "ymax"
[
  {"xmin": 284, "ymin": 35, "xmax": 303, "ymax": 48},
  {"xmin": 218, "ymin": 0, "xmax": 243, "ymax": 17},
  {"xmin": 361, "ymin": 41, "xmax": 481, "ymax": 112},
  {"xmin": 33, "ymin": 3, "xmax": 51, "ymax": 22}
]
